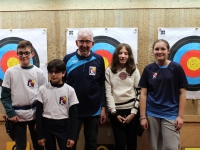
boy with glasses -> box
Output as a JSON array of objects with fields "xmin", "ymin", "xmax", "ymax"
[
  {"xmin": 1, "ymin": 40, "xmax": 46, "ymax": 150},
  {"xmin": 36, "ymin": 59, "xmax": 79, "ymax": 150}
]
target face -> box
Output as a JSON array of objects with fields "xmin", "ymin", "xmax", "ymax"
[
  {"xmin": 0, "ymin": 37, "xmax": 40, "ymax": 81},
  {"xmin": 158, "ymin": 28, "xmax": 200, "ymax": 98},
  {"xmin": 66, "ymin": 28, "xmax": 138, "ymax": 69},
  {"xmin": 92, "ymin": 36, "xmax": 120, "ymax": 68},
  {"xmin": 0, "ymin": 29, "xmax": 48, "ymax": 82}
]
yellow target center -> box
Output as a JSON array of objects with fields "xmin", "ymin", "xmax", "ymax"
[
  {"xmin": 103, "ymin": 57, "xmax": 109, "ymax": 69},
  {"xmin": 187, "ymin": 57, "xmax": 200, "ymax": 71},
  {"xmin": 7, "ymin": 57, "xmax": 20, "ymax": 68}
]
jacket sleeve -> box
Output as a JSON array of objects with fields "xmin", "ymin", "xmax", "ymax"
[
  {"xmin": 68, "ymin": 104, "xmax": 78, "ymax": 141},
  {"xmin": 36, "ymin": 101, "xmax": 45, "ymax": 140},
  {"xmin": 131, "ymin": 68, "xmax": 141, "ymax": 114},
  {"xmin": 105, "ymin": 68, "xmax": 116, "ymax": 113},
  {"xmin": 99, "ymin": 57, "xmax": 106, "ymax": 107},
  {"xmin": 1, "ymin": 86, "xmax": 16, "ymax": 118}
]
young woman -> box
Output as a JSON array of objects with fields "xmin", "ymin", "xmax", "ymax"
[
  {"xmin": 105, "ymin": 43, "xmax": 140, "ymax": 150},
  {"xmin": 139, "ymin": 39, "xmax": 188, "ymax": 150}
]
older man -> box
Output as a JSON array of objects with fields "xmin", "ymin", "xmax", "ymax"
[{"xmin": 63, "ymin": 28, "xmax": 106, "ymax": 150}]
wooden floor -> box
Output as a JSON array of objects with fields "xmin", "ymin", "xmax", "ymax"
[{"xmin": 0, "ymin": 116, "xmax": 200, "ymax": 150}]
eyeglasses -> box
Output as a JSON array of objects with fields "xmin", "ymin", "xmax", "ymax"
[
  {"xmin": 17, "ymin": 51, "xmax": 31, "ymax": 56},
  {"xmin": 78, "ymin": 40, "xmax": 92, "ymax": 45},
  {"xmin": 48, "ymin": 71, "xmax": 62, "ymax": 75}
]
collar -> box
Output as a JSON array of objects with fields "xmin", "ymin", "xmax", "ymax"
[
  {"xmin": 21, "ymin": 65, "xmax": 34, "ymax": 69},
  {"xmin": 50, "ymin": 80, "xmax": 64, "ymax": 88},
  {"xmin": 76, "ymin": 49, "xmax": 93, "ymax": 61}
]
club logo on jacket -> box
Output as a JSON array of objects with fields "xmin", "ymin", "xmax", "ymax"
[
  {"xmin": 27, "ymin": 79, "xmax": 35, "ymax": 87},
  {"xmin": 152, "ymin": 72, "xmax": 157, "ymax": 79},
  {"xmin": 59, "ymin": 96, "xmax": 67, "ymax": 105},
  {"xmin": 89, "ymin": 66, "xmax": 96, "ymax": 75}
]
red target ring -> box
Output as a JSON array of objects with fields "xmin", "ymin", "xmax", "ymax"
[
  {"xmin": 1, "ymin": 50, "xmax": 19, "ymax": 72},
  {"xmin": 180, "ymin": 50, "xmax": 200, "ymax": 78},
  {"xmin": 95, "ymin": 50, "xmax": 112, "ymax": 69},
  {"xmin": 92, "ymin": 36, "xmax": 120, "ymax": 69}
]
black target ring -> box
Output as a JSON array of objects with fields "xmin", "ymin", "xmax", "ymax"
[
  {"xmin": 94, "ymin": 36, "xmax": 120, "ymax": 46},
  {"xmin": 0, "ymin": 37, "xmax": 40, "ymax": 67},
  {"xmin": 92, "ymin": 36, "xmax": 121, "ymax": 69},
  {"xmin": 168, "ymin": 36, "xmax": 200, "ymax": 91}
]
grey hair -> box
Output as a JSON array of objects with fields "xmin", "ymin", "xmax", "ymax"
[{"xmin": 77, "ymin": 28, "xmax": 94, "ymax": 41}]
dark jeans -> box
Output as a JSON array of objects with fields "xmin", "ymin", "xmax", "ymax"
[
  {"xmin": 109, "ymin": 109, "xmax": 139, "ymax": 150},
  {"xmin": 71, "ymin": 116, "xmax": 99, "ymax": 150},
  {"xmin": 13, "ymin": 120, "xmax": 44, "ymax": 150},
  {"xmin": 43, "ymin": 118, "xmax": 70, "ymax": 150}
]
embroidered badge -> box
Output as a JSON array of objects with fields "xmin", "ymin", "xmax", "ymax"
[
  {"xmin": 152, "ymin": 72, "xmax": 157, "ymax": 79},
  {"xmin": 89, "ymin": 66, "xmax": 96, "ymax": 75},
  {"xmin": 59, "ymin": 96, "xmax": 67, "ymax": 105},
  {"xmin": 119, "ymin": 72, "xmax": 128, "ymax": 80},
  {"xmin": 27, "ymin": 79, "xmax": 35, "ymax": 87}
]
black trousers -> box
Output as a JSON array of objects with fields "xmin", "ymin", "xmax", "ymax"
[
  {"xmin": 109, "ymin": 109, "xmax": 139, "ymax": 150},
  {"xmin": 71, "ymin": 116, "xmax": 99, "ymax": 150},
  {"xmin": 13, "ymin": 120, "xmax": 44, "ymax": 150},
  {"xmin": 43, "ymin": 118, "xmax": 70, "ymax": 150}
]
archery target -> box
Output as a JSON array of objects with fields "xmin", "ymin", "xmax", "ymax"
[
  {"xmin": 158, "ymin": 28, "xmax": 200, "ymax": 98},
  {"xmin": 66, "ymin": 28, "xmax": 138, "ymax": 69},
  {"xmin": 0, "ymin": 29, "xmax": 47, "ymax": 81},
  {"xmin": 92, "ymin": 36, "xmax": 120, "ymax": 68}
]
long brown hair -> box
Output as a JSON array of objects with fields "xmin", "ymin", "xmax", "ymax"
[{"xmin": 110, "ymin": 43, "xmax": 136, "ymax": 75}]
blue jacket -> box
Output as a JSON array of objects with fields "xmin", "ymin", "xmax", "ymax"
[{"xmin": 63, "ymin": 50, "xmax": 106, "ymax": 117}]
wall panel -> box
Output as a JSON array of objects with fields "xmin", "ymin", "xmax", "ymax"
[
  {"xmin": 0, "ymin": 8, "xmax": 199, "ymax": 118},
  {"xmin": 0, "ymin": 7, "xmax": 200, "ymax": 149}
]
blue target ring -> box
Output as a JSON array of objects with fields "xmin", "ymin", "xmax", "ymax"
[
  {"xmin": 0, "ymin": 37, "xmax": 40, "ymax": 82},
  {"xmin": 91, "ymin": 36, "xmax": 120, "ymax": 69},
  {"xmin": 169, "ymin": 36, "xmax": 200, "ymax": 91},
  {"xmin": 91, "ymin": 43, "xmax": 115, "ymax": 54}
]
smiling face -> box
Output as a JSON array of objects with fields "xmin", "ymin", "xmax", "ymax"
[
  {"xmin": 153, "ymin": 41, "xmax": 170, "ymax": 63},
  {"xmin": 76, "ymin": 35, "xmax": 94, "ymax": 57},
  {"xmin": 76, "ymin": 29, "xmax": 94, "ymax": 57},
  {"xmin": 17, "ymin": 46, "xmax": 34, "ymax": 67},
  {"xmin": 118, "ymin": 46, "xmax": 129, "ymax": 68}
]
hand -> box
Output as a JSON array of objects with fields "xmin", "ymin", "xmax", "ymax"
[
  {"xmin": 124, "ymin": 114, "xmax": 135, "ymax": 124},
  {"xmin": 140, "ymin": 118, "xmax": 148, "ymax": 130},
  {"xmin": 38, "ymin": 139, "xmax": 45, "ymax": 146},
  {"xmin": 66, "ymin": 139, "xmax": 75, "ymax": 148},
  {"xmin": 99, "ymin": 107, "xmax": 106, "ymax": 124},
  {"xmin": 116, "ymin": 115, "xmax": 126, "ymax": 124},
  {"xmin": 175, "ymin": 116, "xmax": 183, "ymax": 131},
  {"xmin": 9, "ymin": 116, "xmax": 19, "ymax": 123}
]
